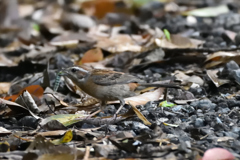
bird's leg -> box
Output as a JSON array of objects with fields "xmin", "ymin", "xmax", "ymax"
[
  {"xmin": 113, "ymin": 99, "xmax": 125, "ymax": 120},
  {"xmin": 100, "ymin": 101, "xmax": 107, "ymax": 111}
]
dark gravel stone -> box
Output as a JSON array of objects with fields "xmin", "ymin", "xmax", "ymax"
[
  {"xmin": 172, "ymin": 105, "xmax": 182, "ymax": 112},
  {"xmin": 188, "ymin": 87, "xmax": 207, "ymax": 98},
  {"xmin": 170, "ymin": 137, "xmax": 179, "ymax": 144},
  {"xmin": 217, "ymin": 107, "xmax": 230, "ymax": 114},
  {"xmin": 190, "ymin": 99, "xmax": 216, "ymax": 111},
  {"xmin": 235, "ymin": 32, "xmax": 240, "ymax": 45},
  {"xmin": 231, "ymin": 126, "xmax": 240, "ymax": 134},
  {"xmin": 18, "ymin": 116, "xmax": 39, "ymax": 129},
  {"xmin": 108, "ymin": 125, "xmax": 118, "ymax": 132},
  {"xmin": 132, "ymin": 121, "xmax": 149, "ymax": 130},
  {"xmin": 182, "ymin": 105, "xmax": 195, "ymax": 113},
  {"xmin": 219, "ymin": 41, "xmax": 227, "ymax": 47},
  {"xmin": 81, "ymin": 123, "xmax": 96, "ymax": 128},
  {"xmin": 227, "ymin": 100, "xmax": 240, "ymax": 108},
  {"xmin": 144, "ymin": 69, "xmax": 153, "ymax": 77},
  {"xmin": 223, "ymin": 131, "xmax": 239, "ymax": 139},
  {"xmin": 105, "ymin": 105, "xmax": 117, "ymax": 114},
  {"xmin": 218, "ymin": 102, "xmax": 228, "ymax": 108},
  {"xmin": 232, "ymin": 69, "xmax": 240, "ymax": 83},
  {"xmin": 194, "ymin": 118, "xmax": 205, "ymax": 127},
  {"xmin": 219, "ymin": 60, "xmax": 239, "ymax": 78}
]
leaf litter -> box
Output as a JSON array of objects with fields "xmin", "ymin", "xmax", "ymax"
[{"xmin": 0, "ymin": 0, "xmax": 240, "ymax": 160}]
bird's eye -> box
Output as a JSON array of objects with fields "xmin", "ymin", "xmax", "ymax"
[{"xmin": 71, "ymin": 68, "xmax": 77, "ymax": 73}]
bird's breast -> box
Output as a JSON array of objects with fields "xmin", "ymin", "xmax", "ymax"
[{"xmin": 79, "ymin": 81, "xmax": 136, "ymax": 101}]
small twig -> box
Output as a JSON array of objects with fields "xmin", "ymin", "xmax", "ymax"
[
  {"xmin": 83, "ymin": 146, "xmax": 90, "ymax": 160},
  {"xmin": 43, "ymin": 92, "xmax": 62, "ymax": 104},
  {"xmin": 13, "ymin": 134, "xmax": 32, "ymax": 142},
  {"xmin": 44, "ymin": 99, "xmax": 56, "ymax": 115},
  {"xmin": 200, "ymin": 134, "xmax": 209, "ymax": 140},
  {"xmin": 163, "ymin": 46, "xmax": 240, "ymax": 53},
  {"xmin": 228, "ymin": 108, "xmax": 236, "ymax": 116},
  {"xmin": 84, "ymin": 109, "xmax": 101, "ymax": 119},
  {"xmin": 189, "ymin": 147, "xmax": 205, "ymax": 154}
]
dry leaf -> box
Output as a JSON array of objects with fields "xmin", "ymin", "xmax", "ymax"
[
  {"xmin": 130, "ymin": 103, "xmax": 151, "ymax": 125},
  {"xmin": 61, "ymin": 12, "xmax": 96, "ymax": 29},
  {"xmin": 205, "ymin": 51, "xmax": 237, "ymax": 62},
  {"xmin": 37, "ymin": 130, "xmax": 66, "ymax": 137},
  {"xmin": 182, "ymin": 5, "xmax": 229, "ymax": 17},
  {"xmin": 155, "ymin": 34, "xmax": 203, "ymax": 49},
  {"xmin": 0, "ymin": 54, "xmax": 17, "ymax": 66},
  {"xmin": 82, "ymin": 0, "xmax": 115, "ymax": 19},
  {"xmin": 174, "ymin": 70, "xmax": 204, "ymax": 86},
  {"xmin": 124, "ymin": 88, "xmax": 165, "ymax": 107},
  {"xmin": 4, "ymin": 85, "xmax": 44, "ymax": 101},
  {"xmin": 0, "ymin": 127, "xmax": 11, "ymax": 134},
  {"xmin": 206, "ymin": 70, "xmax": 230, "ymax": 87},
  {"xmin": 205, "ymin": 51, "xmax": 240, "ymax": 68},
  {"xmin": 49, "ymin": 31, "xmax": 94, "ymax": 47},
  {"xmin": 95, "ymin": 35, "xmax": 142, "ymax": 53},
  {"xmin": 80, "ymin": 47, "xmax": 103, "ymax": 64},
  {"xmin": 15, "ymin": 90, "xmax": 40, "ymax": 114},
  {"xmin": 0, "ymin": 82, "xmax": 11, "ymax": 94}
]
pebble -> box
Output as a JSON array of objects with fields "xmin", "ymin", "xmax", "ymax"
[
  {"xmin": 220, "ymin": 60, "xmax": 239, "ymax": 78},
  {"xmin": 235, "ymin": 32, "xmax": 240, "ymax": 45},
  {"xmin": 218, "ymin": 107, "xmax": 230, "ymax": 114},
  {"xmin": 132, "ymin": 121, "xmax": 149, "ymax": 130},
  {"xmin": 223, "ymin": 132, "xmax": 239, "ymax": 139},
  {"xmin": 190, "ymin": 99, "xmax": 216, "ymax": 111},
  {"xmin": 172, "ymin": 105, "xmax": 182, "ymax": 112},
  {"xmin": 182, "ymin": 105, "xmax": 195, "ymax": 113},
  {"xmin": 108, "ymin": 125, "xmax": 118, "ymax": 132},
  {"xmin": 232, "ymin": 69, "xmax": 240, "ymax": 83},
  {"xmin": 194, "ymin": 118, "xmax": 204, "ymax": 127}
]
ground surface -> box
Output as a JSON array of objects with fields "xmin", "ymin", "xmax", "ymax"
[{"xmin": 0, "ymin": 0, "xmax": 240, "ymax": 159}]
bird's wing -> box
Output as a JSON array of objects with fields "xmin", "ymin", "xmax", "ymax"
[{"xmin": 91, "ymin": 69, "xmax": 143, "ymax": 85}]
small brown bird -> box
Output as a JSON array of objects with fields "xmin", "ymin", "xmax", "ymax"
[{"xmin": 60, "ymin": 66, "xmax": 180, "ymax": 115}]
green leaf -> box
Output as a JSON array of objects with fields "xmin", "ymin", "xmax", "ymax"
[
  {"xmin": 159, "ymin": 101, "xmax": 175, "ymax": 107},
  {"xmin": 163, "ymin": 29, "xmax": 171, "ymax": 42},
  {"xmin": 40, "ymin": 114, "xmax": 88, "ymax": 127},
  {"xmin": 122, "ymin": 139, "xmax": 128, "ymax": 143},
  {"xmin": 32, "ymin": 23, "xmax": 40, "ymax": 31},
  {"xmin": 51, "ymin": 130, "xmax": 73, "ymax": 145}
]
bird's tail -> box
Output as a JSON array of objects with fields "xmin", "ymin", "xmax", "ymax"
[{"xmin": 138, "ymin": 83, "xmax": 181, "ymax": 89}]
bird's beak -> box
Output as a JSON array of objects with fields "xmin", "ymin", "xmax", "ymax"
[{"xmin": 57, "ymin": 70, "xmax": 67, "ymax": 76}]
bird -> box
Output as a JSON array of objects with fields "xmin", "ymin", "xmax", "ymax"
[{"xmin": 58, "ymin": 66, "xmax": 180, "ymax": 117}]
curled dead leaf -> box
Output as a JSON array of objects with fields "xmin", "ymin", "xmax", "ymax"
[{"xmin": 80, "ymin": 47, "xmax": 103, "ymax": 64}]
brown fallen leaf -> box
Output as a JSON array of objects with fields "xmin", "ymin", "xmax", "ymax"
[
  {"xmin": 124, "ymin": 88, "xmax": 165, "ymax": 106},
  {"xmin": 0, "ymin": 98, "xmax": 41, "ymax": 119},
  {"xmin": 0, "ymin": 54, "xmax": 17, "ymax": 66},
  {"xmin": 111, "ymin": 87, "xmax": 165, "ymax": 125},
  {"xmin": 80, "ymin": 47, "xmax": 103, "ymax": 64},
  {"xmin": 206, "ymin": 70, "xmax": 230, "ymax": 87},
  {"xmin": 0, "ymin": 82, "xmax": 11, "ymax": 94},
  {"xmin": 4, "ymin": 85, "xmax": 44, "ymax": 101},
  {"xmin": 155, "ymin": 34, "xmax": 204, "ymax": 49},
  {"xmin": 205, "ymin": 51, "xmax": 240, "ymax": 68},
  {"xmin": 174, "ymin": 70, "xmax": 204, "ymax": 86},
  {"xmin": 0, "ymin": 127, "xmax": 11, "ymax": 135},
  {"xmin": 82, "ymin": 0, "xmax": 115, "ymax": 19},
  {"xmin": 37, "ymin": 130, "xmax": 66, "ymax": 137},
  {"xmin": 129, "ymin": 103, "xmax": 151, "ymax": 125}
]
